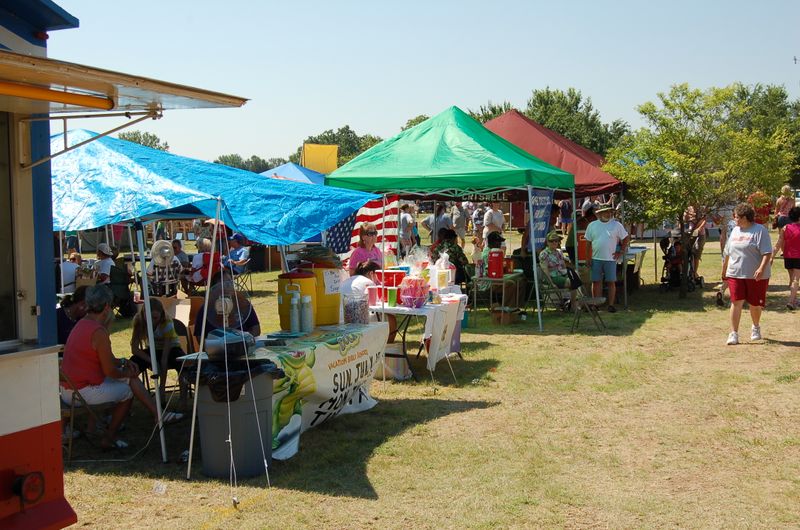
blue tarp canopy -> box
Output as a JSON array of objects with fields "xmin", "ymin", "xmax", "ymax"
[
  {"xmin": 51, "ymin": 130, "xmax": 378, "ymax": 245},
  {"xmin": 261, "ymin": 162, "xmax": 325, "ymax": 185}
]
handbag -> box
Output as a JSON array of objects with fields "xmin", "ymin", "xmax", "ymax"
[{"xmin": 566, "ymin": 268, "xmax": 583, "ymax": 289}]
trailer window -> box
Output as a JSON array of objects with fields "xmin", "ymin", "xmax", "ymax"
[{"xmin": 0, "ymin": 112, "xmax": 15, "ymax": 341}]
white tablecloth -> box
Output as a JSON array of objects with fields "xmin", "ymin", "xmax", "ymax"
[{"xmin": 370, "ymin": 293, "xmax": 467, "ymax": 371}]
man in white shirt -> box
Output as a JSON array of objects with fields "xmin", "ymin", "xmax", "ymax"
[
  {"xmin": 60, "ymin": 252, "xmax": 81, "ymax": 294},
  {"xmin": 584, "ymin": 204, "xmax": 629, "ymax": 312},
  {"xmin": 93, "ymin": 243, "xmax": 115, "ymax": 285},
  {"xmin": 482, "ymin": 201, "xmax": 505, "ymax": 239}
]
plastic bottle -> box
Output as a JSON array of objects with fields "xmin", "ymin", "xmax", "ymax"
[
  {"xmin": 300, "ymin": 295, "xmax": 314, "ymax": 333},
  {"xmin": 289, "ymin": 295, "xmax": 300, "ymax": 333}
]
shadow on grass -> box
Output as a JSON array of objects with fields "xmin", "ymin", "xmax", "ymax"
[
  {"xmin": 465, "ymin": 283, "xmax": 714, "ymax": 336},
  {"xmin": 249, "ymin": 289, "xmax": 276, "ymax": 298},
  {"xmin": 271, "ymin": 398, "xmax": 497, "ymax": 498},
  {"xmin": 65, "ymin": 397, "xmax": 496, "ymax": 500}
]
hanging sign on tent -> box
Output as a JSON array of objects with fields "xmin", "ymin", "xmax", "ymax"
[{"xmin": 527, "ymin": 188, "xmax": 554, "ymax": 252}]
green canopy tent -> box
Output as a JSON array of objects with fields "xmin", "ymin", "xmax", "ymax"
[
  {"xmin": 326, "ymin": 106, "xmax": 576, "ymax": 330},
  {"xmin": 325, "ymin": 106, "xmax": 573, "ymax": 197}
]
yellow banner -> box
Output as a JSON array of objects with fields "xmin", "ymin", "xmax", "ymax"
[{"xmin": 301, "ymin": 143, "xmax": 338, "ymax": 174}]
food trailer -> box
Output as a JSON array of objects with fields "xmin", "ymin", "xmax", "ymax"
[{"xmin": 0, "ymin": 2, "xmax": 246, "ymax": 528}]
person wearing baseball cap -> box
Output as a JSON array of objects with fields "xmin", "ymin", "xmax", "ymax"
[
  {"xmin": 223, "ymin": 233, "xmax": 250, "ymax": 274},
  {"xmin": 584, "ymin": 204, "xmax": 629, "ymax": 312},
  {"xmin": 94, "ymin": 242, "xmax": 115, "ymax": 284}
]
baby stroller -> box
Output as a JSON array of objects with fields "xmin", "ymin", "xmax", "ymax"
[{"xmin": 659, "ymin": 234, "xmax": 704, "ymax": 292}]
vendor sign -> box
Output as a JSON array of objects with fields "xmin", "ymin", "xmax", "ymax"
[
  {"xmin": 257, "ymin": 322, "xmax": 389, "ymax": 460},
  {"xmin": 527, "ymin": 188, "xmax": 554, "ymax": 252}
]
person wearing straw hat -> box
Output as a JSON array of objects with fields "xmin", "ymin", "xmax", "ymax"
[
  {"xmin": 93, "ymin": 242, "xmax": 115, "ymax": 285},
  {"xmin": 584, "ymin": 204, "xmax": 629, "ymax": 312},
  {"xmin": 539, "ymin": 231, "xmax": 582, "ymax": 310}
]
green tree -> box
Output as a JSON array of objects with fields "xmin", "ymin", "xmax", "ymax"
[
  {"xmin": 525, "ymin": 87, "xmax": 629, "ymax": 155},
  {"xmin": 213, "ymin": 154, "xmax": 286, "ymax": 173},
  {"xmin": 401, "ymin": 114, "xmax": 429, "ymax": 130},
  {"xmin": 731, "ymin": 83, "xmax": 800, "ymax": 186},
  {"xmin": 118, "ymin": 130, "xmax": 169, "ymax": 151},
  {"xmin": 289, "ymin": 126, "xmax": 382, "ymax": 166},
  {"xmin": 468, "ymin": 101, "xmax": 514, "ymax": 123},
  {"xmin": 213, "ymin": 153, "xmax": 246, "ymax": 169},
  {"xmin": 604, "ymin": 83, "xmax": 795, "ymax": 296}
]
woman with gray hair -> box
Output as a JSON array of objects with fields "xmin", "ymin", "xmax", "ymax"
[{"xmin": 60, "ymin": 285, "xmax": 182, "ymax": 449}]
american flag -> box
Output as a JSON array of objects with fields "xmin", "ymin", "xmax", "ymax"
[{"xmin": 326, "ymin": 195, "xmax": 399, "ymax": 260}]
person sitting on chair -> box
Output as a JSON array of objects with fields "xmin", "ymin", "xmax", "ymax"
[
  {"xmin": 430, "ymin": 228, "xmax": 470, "ymax": 284},
  {"xmin": 193, "ymin": 272, "xmax": 261, "ymax": 342},
  {"xmin": 222, "ymin": 233, "xmax": 249, "ymax": 275},
  {"xmin": 60, "ymin": 285, "xmax": 182, "ymax": 450},
  {"xmin": 129, "ymin": 298, "xmax": 186, "ymax": 396},
  {"xmin": 93, "ymin": 243, "xmax": 115, "ymax": 284},
  {"xmin": 539, "ymin": 231, "xmax": 582, "ymax": 310},
  {"xmin": 57, "ymin": 286, "xmax": 88, "ymax": 345}
]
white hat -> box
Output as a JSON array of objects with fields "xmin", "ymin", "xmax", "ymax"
[{"xmin": 97, "ymin": 242, "xmax": 113, "ymax": 256}]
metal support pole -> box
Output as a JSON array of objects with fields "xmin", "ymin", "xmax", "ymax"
[
  {"xmin": 527, "ymin": 186, "xmax": 544, "ymax": 332},
  {"xmin": 187, "ymin": 199, "xmax": 222, "ymax": 480},
  {"xmin": 135, "ymin": 221, "xmax": 168, "ymax": 463},
  {"xmin": 58, "ymin": 231, "xmax": 65, "ymax": 294}
]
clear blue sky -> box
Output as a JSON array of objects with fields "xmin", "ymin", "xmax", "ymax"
[{"xmin": 50, "ymin": 0, "xmax": 800, "ymax": 162}]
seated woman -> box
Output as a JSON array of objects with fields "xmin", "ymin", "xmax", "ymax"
[
  {"xmin": 430, "ymin": 228, "xmax": 470, "ymax": 284},
  {"xmin": 538, "ymin": 231, "xmax": 581, "ymax": 309},
  {"xmin": 60, "ymin": 285, "xmax": 182, "ymax": 449},
  {"xmin": 341, "ymin": 260, "xmax": 380, "ymax": 295},
  {"xmin": 130, "ymin": 298, "xmax": 186, "ymax": 395},
  {"xmin": 57, "ymin": 286, "xmax": 88, "ymax": 345},
  {"xmin": 193, "ymin": 272, "xmax": 261, "ymax": 342},
  {"xmin": 341, "ymin": 260, "xmax": 397, "ymax": 341}
]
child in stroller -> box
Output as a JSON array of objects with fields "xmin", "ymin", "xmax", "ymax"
[{"xmin": 659, "ymin": 232, "xmax": 704, "ymax": 291}]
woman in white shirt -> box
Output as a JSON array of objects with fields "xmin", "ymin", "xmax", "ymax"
[{"xmin": 60, "ymin": 252, "xmax": 81, "ymax": 294}]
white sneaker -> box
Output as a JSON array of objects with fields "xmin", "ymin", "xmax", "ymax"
[
  {"xmin": 751, "ymin": 325, "xmax": 762, "ymax": 341},
  {"xmin": 726, "ymin": 331, "xmax": 739, "ymax": 345}
]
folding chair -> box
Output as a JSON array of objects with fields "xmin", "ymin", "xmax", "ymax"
[
  {"xmin": 233, "ymin": 258, "xmax": 253, "ymax": 295},
  {"xmin": 532, "ymin": 265, "xmax": 572, "ymax": 311},
  {"xmin": 570, "ymin": 295, "xmax": 607, "ymax": 332},
  {"xmin": 59, "ymin": 365, "xmax": 115, "ymax": 464},
  {"xmin": 139, "ymin": 319, "xmax": 194, "ymax": 398}
]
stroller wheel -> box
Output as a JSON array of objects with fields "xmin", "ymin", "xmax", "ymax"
[
  {"xmin": 698, "ymin": 276, "xmax": 705, "ymax": 288},
  {"xmin": 687, "ymin": 281, "xmax": 696, "ymax": 292}
]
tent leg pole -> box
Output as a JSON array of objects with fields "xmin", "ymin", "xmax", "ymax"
[
  {"xmin": 58, "ymin": 231, "xmax": 64, "ymax": 294},
  {"xmin": 527, "ymin": 186, "xmax": 544, "ymax": 332},
  {"xmin": 136, "ymin": 220, "xmax": 168, "ymax": 463},
  {"xmin": 187, "ymin": 199, "xmax": 222, "ymax": 480}
]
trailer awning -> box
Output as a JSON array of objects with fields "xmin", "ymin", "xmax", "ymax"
[{"xmin": 0, "ymin": 49, "xmax": 247, "ymax": 114}]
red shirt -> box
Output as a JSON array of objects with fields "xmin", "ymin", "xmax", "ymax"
[{"xmin": 61, "ymin": 318, "xmax": 106, "ymax": 389}]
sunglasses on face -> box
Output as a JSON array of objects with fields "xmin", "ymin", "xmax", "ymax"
[{"xmin": 364, "ymin": 231, "xmax": 378, "ymax": 236}]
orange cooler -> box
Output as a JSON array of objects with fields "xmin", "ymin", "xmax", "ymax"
[
  {"xmin": 301, "ymin": 267, "xmax": 341, "ymax": 325},
  {"xmin": 277, "ymin": 271, "xmax": 316, "ymax": 330}
]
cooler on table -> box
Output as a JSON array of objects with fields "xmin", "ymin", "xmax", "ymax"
[{"xmin": 487, "ymin": 250, "xmax": 504, "ymax": 278}]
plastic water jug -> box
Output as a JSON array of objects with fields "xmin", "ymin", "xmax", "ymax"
[{"xmin": 488, "ymin": 250, "xmax": 504, "ymax": 278}]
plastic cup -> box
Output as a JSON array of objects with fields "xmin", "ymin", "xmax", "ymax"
[
  {"xmin": 387, "ymin": 287, "xmax": 398, "ymax": 307},
  {"xmin": 367, "ymin": 286, "xmax": 379, "ymax": 306}
]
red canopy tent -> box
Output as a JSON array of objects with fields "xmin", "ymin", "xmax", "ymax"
[{"xmin": 484, "ymin": 110, "xmax": 621, "ymax": 198}]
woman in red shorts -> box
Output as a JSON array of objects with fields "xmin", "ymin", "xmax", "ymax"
[
  {"xmin": 772, "ymin": 206, "xmax": 800, "ymax": 310},
  {"xmin": 722, "ymin": 203, "xmax": 773, "ymax": 345}
]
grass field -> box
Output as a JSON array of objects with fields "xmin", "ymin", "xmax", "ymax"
[{"xmin": 63, "ymin": 235, "xmax": 800, "ymax": 529}]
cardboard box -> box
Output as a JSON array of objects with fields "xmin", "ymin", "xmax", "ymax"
[{"xmin": 491, "ymin": 309, "xmax": 519, "ymax": 325}]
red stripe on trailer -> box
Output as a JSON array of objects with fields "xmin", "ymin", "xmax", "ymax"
[{"xmin": 0, "ymin": 421, "xmax": 77, "ymax": 529}]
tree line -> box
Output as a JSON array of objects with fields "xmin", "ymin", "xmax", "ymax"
[{"xmin": 119, "ymin": 84, "xmax": 800, "ymax": 209}]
